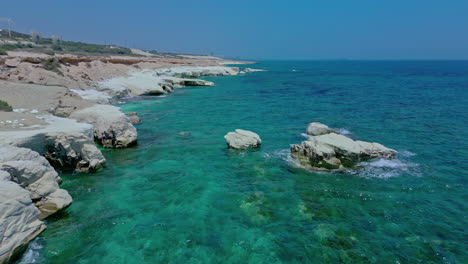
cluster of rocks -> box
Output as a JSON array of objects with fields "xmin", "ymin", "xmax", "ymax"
[
  {"xmin": 291, "ymin": 122, "xmax": 397, "ymax": 170},
  {"xmin": 0, "ymin": 146, "xmax": 71, "ymax": 263},
  {"xmin": 223, "ymin": 122, "xmax": 397, "ymax": 172}
]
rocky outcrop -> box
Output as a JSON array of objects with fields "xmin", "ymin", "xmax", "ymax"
[
  {"xmin": 306, "ymin": 122, "xmax": 337, "ymax": 136},
  {"xmin": 290, "ymin": 132, "xmax": 397, "ymax": 170},
  {"xmin": 0, "ymin": 181, "xmax": 46, "ymax": 264},
  {"xmin": 0, "ymin": 115, "xmax": 106, "ymax": 172},
  {"xmin": 0, "ymin": 146, "xmax": 72, "ymax": 218},
  {"xmin": 224, "ymin": 129, "xmax": 262, "ymax": 149},
  {"xmin": 99, "ymin": 70, "xmax": 215, "ymax": 97},
  {"xmin": 69, "ymin": 105, "xmax": 137, "ymax": 148},
  {"xmin": 44, "ymin": 132, "xmax": 106, "ymax": 172},
  {"xmin": 154, "ymin": 66, "xmax": 240, "ymax": 78}
]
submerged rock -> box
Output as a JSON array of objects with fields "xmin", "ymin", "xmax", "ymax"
[
  {"xmin": 0, "ymin": 181, "xmax": 46, "ymax": 264},
  {"xmin": 290, "ymin": 131, "xmax": 397, "ymax": 171},
  {"xmin": 126, "ymin": 112, "xmax": 142, "ymax": 125},
  {"xmin": 306, "ymin": 122, "xmax": 337, "ymax": 136},
  {"xmin": 224, "ymin": 129, "xmax": 261, "ymax": 149},
  {"xmin": 70, "ymin": 104, "xmax": 137, "ymax": 148}
]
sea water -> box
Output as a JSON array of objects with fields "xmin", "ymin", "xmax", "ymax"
[{"xmin": 18, "ymin": 61, "xmax": 468, "ymax": 264}]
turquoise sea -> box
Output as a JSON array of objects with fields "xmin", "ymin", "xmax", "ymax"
[{"xmin": 18, "ymin": 61, "xmax": 468, "ymax": 264}]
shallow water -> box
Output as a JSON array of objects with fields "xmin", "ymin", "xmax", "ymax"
[{"xmin": 18, "ymin": 61, "xmax": 468, "ymax": 263}]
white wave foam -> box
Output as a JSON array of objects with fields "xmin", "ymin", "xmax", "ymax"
[
  {"xmin": 398, "ymin": 150, "xmax": 417, "ymax": 158},
  {"xmin": 18, "ymin": 239, "xmax": 43, "ymax": 264},
  {"xmin": 353, "ymin": 158, "xmax": 419, "ymax": 178},
  {"xmin": 336, "ymin": 128, "xmax": 351, "ymax": 135},
  {"xmin": 300, "ymin": 133, "xmax": 312, "ymax": 139}
]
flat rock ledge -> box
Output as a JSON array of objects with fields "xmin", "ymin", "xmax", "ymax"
[
  {"xmin": 224, "ymin": 129, "xmax": 262, "ymax": 150},
  {"xmin": 291, "ymin": 123, "xmax": 397, "ymax": 171}
]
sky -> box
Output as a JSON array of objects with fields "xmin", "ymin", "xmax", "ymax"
[{"xmin": 2, "ymin": 0, "xmax": 468, "ymax": 60}]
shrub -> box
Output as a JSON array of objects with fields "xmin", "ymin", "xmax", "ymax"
[
  {"xmin": 0, "ymin": 49, "xmax": 7, "ymax": 55},
  {"xmin": 0, "ymin": 100, "xmax": 13, "ymax": 112},
  {"xmin": 41, "ymin": 57, "xmax": 63, "ymax": 75}
]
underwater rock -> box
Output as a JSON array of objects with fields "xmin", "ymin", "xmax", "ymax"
[
  {"xmin": 306, "ymin": 122, "xmax": 337, "ymax": 136},
  {"xmin": 291, "ymin": 132, "xmax": 397, "ymax": 171},
  {"xmin": 224, "ymin": 129, "xmax": 261, "ymax": 149}
]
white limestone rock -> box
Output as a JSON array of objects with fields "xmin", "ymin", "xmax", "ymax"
[
  {"xmin": 224, "ymin": 129, "xmax": 262, "ymax": 150},
  {"xmin": 0, "ymin": 146, "xmax": 72, "ymax": 218},
  {"xmin": 70, "ymin": 104, "xmax": 137, "ymax": 148},
  {"xmin": 0, "ymin": 181, "xmax": 46, "ymax": 264},
  {"xmin": 44, "ymin": 132, "xmax": 106, "ymax": 172},
  {"xmin": 306, "ymin": 122, "xmax": 337, "ymax": 136},
  {"xmin": 290, "ymin": 132, "xmax": 397, "ymax": 170}
]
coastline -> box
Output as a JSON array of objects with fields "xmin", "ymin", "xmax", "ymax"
[{"xmin": 0, "ymin": 51, "xmax": 263, "ymax": 263}]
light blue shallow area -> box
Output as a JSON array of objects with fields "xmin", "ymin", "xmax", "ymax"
[{"xmin": 18, "ymin": 61, "xmax": 468, "ymax": 264}]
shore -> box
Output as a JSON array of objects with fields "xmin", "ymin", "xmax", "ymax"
[{"xmin": 0, "ymin": 51, "xmax": 263, "ymax": 263}]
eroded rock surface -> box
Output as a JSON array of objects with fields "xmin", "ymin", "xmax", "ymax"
[
  {"xmin": 306, "ymin": 122, "xmax": 337, "ymax": 136},
  {"xmin": 70, "ymin": 104, "xmax": 137, "ymax": 148},
  {"xmin": 0, "ymin": 181, "xmax": 46, "ymax": 264},
  {"xmin": 291, "ymin": 132, "xmax": 397, "ymax": 170},
  {"xmin": 224, "ymin": 129, "xmax": 262, "ymax": 149},
  {"xmin": 0, "ymin": 146, "xmax": 72, "ymax": 218}
]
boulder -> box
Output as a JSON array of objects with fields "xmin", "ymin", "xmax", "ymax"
[
  {"xmin": 224, "ymin": 129, "xmax": 262, "ymax": 149},
  {"xmin": 0, "ymin": 181, "xmax": 46, "ymax": 264},
  {"xmin": 0, "ymin": 146, "xmax": 72, "ymax": 218},
  {"xmin": 44, "ymin": 132, "xmax": 106, "ymax": 172},
  {"xmin": 290, "ymin": 132, "xmax": 397, "ymax": 170},
  {"xmin": 306, "ymin": 122, "xmax": 337, "ymax": 136},
  {"xmin": 4, "ymin": 58, "xmax": 21, "ymax": 68},
  {"xmin": 70, "ymin": 104, "xmax": 137, "ymax": 148}
]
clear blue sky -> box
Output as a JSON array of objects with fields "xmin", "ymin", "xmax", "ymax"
[{"xmin": 2, "ymin": 0, "xmax": 468, "ymax": 60}]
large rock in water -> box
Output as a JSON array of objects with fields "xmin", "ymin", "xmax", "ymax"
[
  {"xmin": 0, "ymin": 181, "xmax": 46, "ymax": 264},
  {"xmin": 290, "ymin": 132, "xmax": 397, "ymax": 170},
  {"xmin": 306, "ymin": 122, "xmax": 337, "ymax": 136},
  {"xmin": 44, "ymin": 132, "xmax": 106, "ymax": 172},
  {"xmin": 0, "ymin": 146, "xmax": 72, "ymax": 218},
  {"xmin": 224, "ymin": 129, "xmax": 262, "ymax": 149},
  {"xmin": 70, "ymin": 105, "xmax": 137, "ymax": 148}
]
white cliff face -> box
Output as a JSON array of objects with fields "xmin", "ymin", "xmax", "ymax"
[
  {"xmin": 0, "ymin": 181, "xmax": 46, "ymax": 264},
  {"xmin": 0, "ymin": 146, "xmax": 72, "ymax": 218},
  {"xmin": 70, "ymin": 105, "xmax": 137, "ymax": 148},
  {"xmin": 290, "ymin": 132, "xmax": 397, "ymax": 170},
  {"xmin": 224, "ymin": 129, "xmax": 262, "ymax": 150}
]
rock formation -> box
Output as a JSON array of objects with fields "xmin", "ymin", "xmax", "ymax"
[
  {"xmin": 306, "ymin": 122, "xmax": 337, "ymax": 136},
  {"xmin": 0, "ymin": 146, "xmax": 72, "ymax": 218},
  {"xmin": 224, "ymin": 129, "xmax": 262, "ymax": 149},
  {"xmin": 70, "ymin": 104, "xmax": 137, "ymax": 148},
  {"xmin": 291, "ymin": 130, "xmax": 397, "ymax": 171},
  {"xmin": 0, "ymin": 181, "xmax": 46, "ymax": 264}
]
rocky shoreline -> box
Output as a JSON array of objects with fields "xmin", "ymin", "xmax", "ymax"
[{"xmin": 0, "ymin": 52, "xmax": 262, "ymax": 263}]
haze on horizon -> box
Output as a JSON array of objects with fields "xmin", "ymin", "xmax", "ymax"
[{"xmin": 2, "ymin": 0, "xmax": 468, "ymax": 60}]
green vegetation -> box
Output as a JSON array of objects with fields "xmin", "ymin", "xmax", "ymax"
[
  {"xmin": 0, "ymin": 100, "xmax": 13, "ymax": 112},
  {"xmin": 41, "ymin": 57, "xmax": 63, "ymax": 75},
  {"xmin": 0, "ymin": 49, "xmax": 7, "ymax": 55}
]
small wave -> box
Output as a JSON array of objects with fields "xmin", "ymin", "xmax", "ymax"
[
  {"xmin": 18, "ymin": 239, "xmax": 44, "ymax": 264},
  {"xmin": 398, "ymin": 150, "xmax": 417, "ymax": 158},
  {"xmin": 353, "ymin": 158, "xmax": 419, "ymax": 178},
  {"xmin": 336, "ymin": 128, "xmax": 351, "ymax": 135},
  {"xmin": 300, "ymin": 133, "xmax": 312, "ymax": 139}
]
